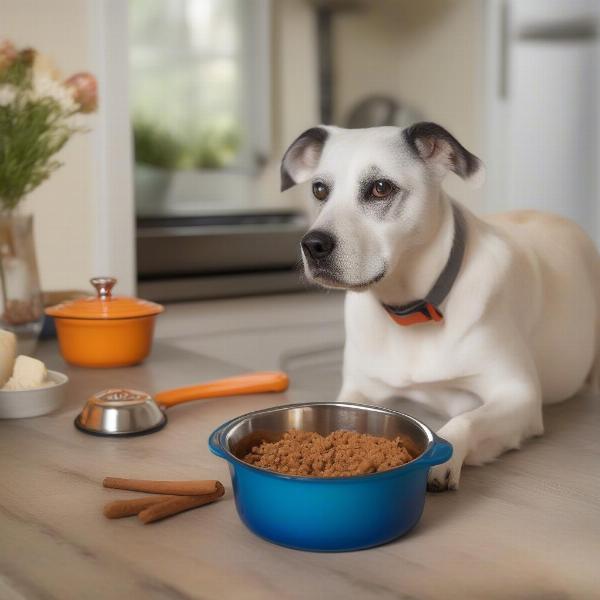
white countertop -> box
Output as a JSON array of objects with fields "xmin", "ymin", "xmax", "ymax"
[{"xmin": 0, "ymin": 292, "xmax": 598, "ymax": 599}]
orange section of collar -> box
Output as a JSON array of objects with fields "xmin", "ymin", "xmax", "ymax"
[{"xmin": 384, "ymin": 302, "xmax": 443, "ymax": 326}]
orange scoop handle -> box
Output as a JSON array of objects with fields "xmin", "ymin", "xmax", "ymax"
[{"xmin": 155, "ymin": 371, "xmax": 289, "ymax": 409}]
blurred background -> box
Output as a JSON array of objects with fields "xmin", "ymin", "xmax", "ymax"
[{"xmin": 3, "ymin": 0, "xmax": 599, "ymax": 301}]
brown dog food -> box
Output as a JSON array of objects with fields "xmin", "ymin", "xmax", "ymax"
[{"xmin": 243, "ymin": 429, "xmax": 415, "ymax": 477}]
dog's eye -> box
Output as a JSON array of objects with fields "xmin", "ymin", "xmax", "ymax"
[
  {"xmin": 312, "ymin": 181, "xmax": 329, "ymax": 201},
  {"xmin": 371, "ymin": 180, "xmax": 393, "ymax": 198}
]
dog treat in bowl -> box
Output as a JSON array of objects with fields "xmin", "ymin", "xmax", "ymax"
[
  {"xmin": 243, "ymin": 429, "xmax": 415, "ymax": 477},
  {"xmin": 2, "ymin": 355, "xmax": 51, "ymax": 391}
]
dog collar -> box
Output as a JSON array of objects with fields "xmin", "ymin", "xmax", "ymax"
[{"xmin": 382, "ymin": 203, "xmax": 466, "ymax": 326}]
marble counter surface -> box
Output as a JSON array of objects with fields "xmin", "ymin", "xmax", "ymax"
[{"xmin": 0, "ymin": 292, "xmax": 599, "ymax": 599}]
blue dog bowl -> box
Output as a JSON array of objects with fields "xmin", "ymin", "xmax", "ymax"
[{"xmin": 209, "ymin": 402, "xmax": 452, "ymax": 552}]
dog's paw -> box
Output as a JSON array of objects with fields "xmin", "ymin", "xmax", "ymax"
[
  {"xmin": 427, "ymin": 460, "xmax": 461, "ymax": 492},
  {"xmin": 427, "ymin": 419, "xmax": 468, "ymax": 492}
]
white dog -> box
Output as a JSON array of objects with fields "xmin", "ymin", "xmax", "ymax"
[{"xmin": 281, "ymin": 122, "xmax": 600, "ymax": 491}]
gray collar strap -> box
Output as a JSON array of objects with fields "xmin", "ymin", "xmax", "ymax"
[{"xmin": 383, "ymin": 203, "xmax": 467, "ymax": 326}]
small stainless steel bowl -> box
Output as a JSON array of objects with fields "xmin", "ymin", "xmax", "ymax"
[
  {"xmin": 209, "ymin": 402, "xmax": 453, "ymax": 551},
  {"xmin": 74, "ymin": 388, "xmax": 167, "ymax": 436}
]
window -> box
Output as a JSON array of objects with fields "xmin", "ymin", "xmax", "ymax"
[{"xmin": 129, "ymin": 0, "xmax": 270, "ymax": 216}]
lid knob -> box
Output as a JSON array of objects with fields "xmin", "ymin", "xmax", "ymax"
[{"xmin": 91, "ymin": 277, "xmax": 117, "ymax": 300}]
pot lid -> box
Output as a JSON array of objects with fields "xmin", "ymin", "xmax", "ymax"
[{"xmin": 45, "ymin": 277, "xmax": 164, "ymax": 320}]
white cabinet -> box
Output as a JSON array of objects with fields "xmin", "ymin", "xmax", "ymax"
[{"xmin": 486, "ymin": 0, "xmax": 599, "ymax": 242}]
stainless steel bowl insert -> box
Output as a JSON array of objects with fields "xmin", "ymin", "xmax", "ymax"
[{"xmin": 222, "ymin": 402, "xmax": 432, "ymax": 466}]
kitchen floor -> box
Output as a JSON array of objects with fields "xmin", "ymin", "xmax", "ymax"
[{"xmin": 0, "ymin": 291, "xmax": 598, "ymax": 599}]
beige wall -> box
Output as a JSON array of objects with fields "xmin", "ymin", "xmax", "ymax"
[{"xmin": 3, "ymin": 0, "xmax": 96, "ymax": 291}]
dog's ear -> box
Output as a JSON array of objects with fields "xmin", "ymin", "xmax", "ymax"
[
  {"xmin": 281, "ymin": 126, "xmax": 331, "ymax": 192},
  {"xmin": 403, "ymin": 122, "xmax": 485, "ymax": 187}
]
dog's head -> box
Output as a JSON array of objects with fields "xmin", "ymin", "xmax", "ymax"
[{"xmin": 281, "ymin": 123, "xmax": 483, "ymax": 290}]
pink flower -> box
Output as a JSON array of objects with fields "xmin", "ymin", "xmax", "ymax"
[
  {"xmin": 64, "ymin": 72, "xmax": 98, "ymax": 113},
  {"xmin": 0, "ymin": 40, "xmax": 17, "ymax": 71}
]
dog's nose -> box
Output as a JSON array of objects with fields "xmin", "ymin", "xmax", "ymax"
[{"xmin": 301, "ymin": 230, "xmax": 336, "ymax": 261}]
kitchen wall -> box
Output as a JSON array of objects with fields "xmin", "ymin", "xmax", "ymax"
[
  {"xmin": 2, "ymin": 0, "xmax": 135, "ymax": 294},
  {"xmin": 3, "ymin": 0, "xmax": 96, "ymax": 292}
]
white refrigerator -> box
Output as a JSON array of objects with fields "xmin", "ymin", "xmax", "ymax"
[{"xmin": 486, "ymin": 0, "xmax": 599, "ymax": 244}]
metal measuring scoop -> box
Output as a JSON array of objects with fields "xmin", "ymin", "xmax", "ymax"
[{"xmin": 74, "ymin": 371, "xmax": 289, "ymax": 436}]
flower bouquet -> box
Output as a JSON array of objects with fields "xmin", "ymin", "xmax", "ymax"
[{"xmin": 0, "ymin": 40, "xmax": 97, "ymax": 337}]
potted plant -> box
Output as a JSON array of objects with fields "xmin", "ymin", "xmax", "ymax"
[
  {"xmin": 133, "ymin": 118, "xmax": 180, "ymax": 212},
  {"xmin": 0, "ymin": 40, "xmax": 97, "ymax": 340}
]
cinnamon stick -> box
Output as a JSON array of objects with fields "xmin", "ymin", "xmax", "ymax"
[
  {"xmin": 103, "ymin": 495, "xmax": 179, "ymax": 519},
  {"xmin": 138, "ymin": 485, "xmax": 225, "ymax": 524},
  {"xmin": 103, "ymin": 477, "xmax": 222, "ymax": 496}
]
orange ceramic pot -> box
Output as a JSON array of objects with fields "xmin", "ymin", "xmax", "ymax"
[{"xmin": 45, "ymin": 277, "xmax": 164, "ymax": 368}]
